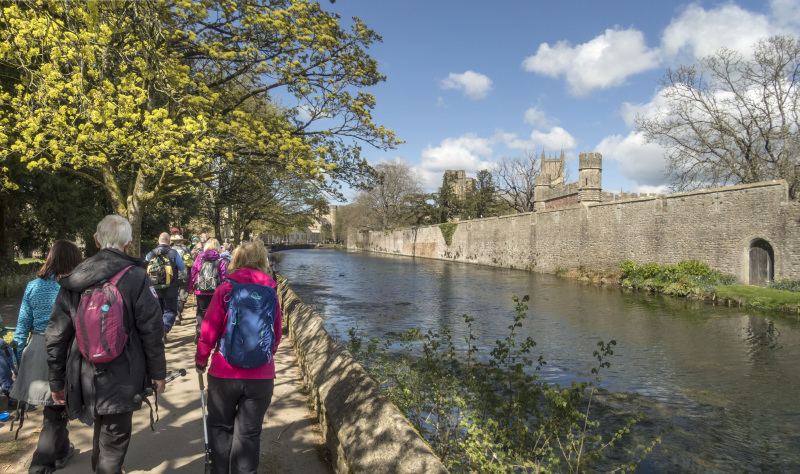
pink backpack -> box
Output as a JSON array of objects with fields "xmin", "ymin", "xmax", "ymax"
[{"xmin": 75, "ymin": 266, "xmax": 133, "ymax": 364}]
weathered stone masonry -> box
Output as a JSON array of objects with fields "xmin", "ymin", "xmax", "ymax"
[{"xmin": 350, "ymin": 180, "xmax": 800, "ymax": 285}]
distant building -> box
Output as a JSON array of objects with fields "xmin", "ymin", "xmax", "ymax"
[{"xmin": 443, "ymin": 170, "xmax": 476, "ymax": 200}]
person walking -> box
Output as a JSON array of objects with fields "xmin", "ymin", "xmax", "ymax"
[
  {"xmin": 145, "ymin": 232, "xmax": 186, "ymax": 339},
  {"xmin": 46, "ymin": 215, "xmax": 167, "ymax": 474},
  {"xmin": 10, "ymin": 240, "xmax": 82, "ymax": 474},
  {"xmin": 169, "ymin": 234, "xmax": 192, "ymax": 325},
  {"xmin": 189, "ymin": 238, "xmax": 227, "ymax": 342},
  {"xmin": 195, "ymin": 240, "xmax": 282, "ymax": 474}
]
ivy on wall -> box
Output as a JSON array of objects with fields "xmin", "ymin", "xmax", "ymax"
[{"xmin": 439, "ymin": 223, "xmax": 458, "ymax": 245}]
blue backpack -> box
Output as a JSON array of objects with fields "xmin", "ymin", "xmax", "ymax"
[{"xmin": 219, "ymin": 278, "xmax": 278, "ymax": 368}]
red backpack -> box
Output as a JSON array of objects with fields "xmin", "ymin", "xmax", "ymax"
[{"xmin": 75, "ymin": 266, "xmax": 133, "ymax": 364}]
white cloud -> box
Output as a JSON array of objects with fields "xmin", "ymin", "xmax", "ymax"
[
  {"xmin": 440, "ymin": 71, "xmax": 493, "ymax": 100},
  {"xmin": 418, "ymin": 135, "xmax": 495, "ymax": 188},
  {"xmin": 523, "ymin": 106, "xmax": 552, "ymax": 129},
  {"xmin": 498, "ymin": 126, "xmax": 577, "ymax": 152},
  {"xmin": 436, "ymin": 96, "xmax": 448, "ymax": 107},
  {"xmin": 661, "ymin": 4, "xmax": 774, "ymax": 60},
  {"xmin": 633, "ymin": 184, "xmax": 671, "ymax": 195},
  {"xmin": 771, "ymin": 0, "xmax": 800, "ymax": 29},
  {"xmin": 522, "ymin": 27, "xmax": 660, "ymax": 96},
  {"xmin": 597, "ymin": 132, "xmax": 668, "ymax": 187},
  {"xmin": 619, "ymin": 91, "xmax": 671, "ymax": 128}
]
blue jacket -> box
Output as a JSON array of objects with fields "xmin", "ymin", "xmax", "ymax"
[
  {"xmin": 14, "ymin": 275, "xmax": 61, "ymax": 358},
  {"xmin": 145, "ymin": 244, "xmax": 185, "ymax": 298}
]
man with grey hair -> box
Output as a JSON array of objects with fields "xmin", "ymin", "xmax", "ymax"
[
  {"xmin": 145, "ymin": 232, "xmax": 186, "ymax": 339},
  {"xmin": 46, "ymin": 215, "xmax": 167, "ymax": 474}
]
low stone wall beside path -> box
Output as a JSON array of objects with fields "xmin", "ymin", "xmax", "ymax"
[{"xmin": 276, "ymin": 277, "xmax": 448, "ymax": 474}]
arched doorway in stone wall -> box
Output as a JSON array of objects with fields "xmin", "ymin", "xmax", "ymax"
[{"xmin": 749, "ymin": 239, "xmax": 774, "ymax": 286}]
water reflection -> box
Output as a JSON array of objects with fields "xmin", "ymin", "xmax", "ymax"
[{"xmin": 275, "ymin": 249, "xmax": 800, "ymax": 472}]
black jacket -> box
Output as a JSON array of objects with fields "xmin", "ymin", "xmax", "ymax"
[{"xmin": 46, "ymin": 248, "xmax": 167, "ymax": 422}]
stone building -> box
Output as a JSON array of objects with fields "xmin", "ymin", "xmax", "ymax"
[
  {"xmin": 534, "ymin": 151, "xmax": 603, "ymax": 210},
  {"xmin": 443, "ymin": 170, "xmax": 476, "ymax": 200}
]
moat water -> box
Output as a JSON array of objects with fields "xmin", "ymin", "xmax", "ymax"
[{"xmin": 275, "ymin": 249, "xmax": 800, "ymax": 472}]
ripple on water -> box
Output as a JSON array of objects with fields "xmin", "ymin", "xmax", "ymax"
[{"xmin": 277, "ymin": 249, "xmax": 800, "ymax": 472}]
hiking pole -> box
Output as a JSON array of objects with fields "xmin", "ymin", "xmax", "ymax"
[
  {"xmin": 199, "ymin": 373, "xmax": 212, "ymax": 473},
  {"xmin": 133, "ymin": 368, "xmax": 187, "ymax": 431},
  {"xmin": 133, "ymin": 368, "xmax": 187, "ymax": 403}
]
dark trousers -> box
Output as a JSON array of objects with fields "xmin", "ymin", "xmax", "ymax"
[
  {"xmin": 207, "ymin": 375, "xmax": 274, "ymax": 474},
  {"xmin": 91, "ymin": 412, "xmax": 133, "ymax": 474},
  {"xmin": 158, "ymin": 295, "xmax": 178, "ymax": 334},
  {"xmin": 196, "ymin": 294, "xmax": 213, "ymax": 337},
  {"xmin": 29, "ymin": 405, "xmax": 70, "ymax": 474}
]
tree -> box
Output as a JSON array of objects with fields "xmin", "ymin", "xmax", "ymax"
[
  {"xmin": 332, "ymin": 201, "xmax": 369, "ymax": 242},
  {"xmin": 461, "ymin": 169, "xmax": 507, "ymax": 219},
  {"xmin": 636, "ymin": 35, "xmax": 800, "ymax": 198},
  {"xmin": 494, "ymin": 151, "xmax": 541, "ymax": 213},
  {"xmin": 0, "ymin": 0, "xmax": 400, "ymax": 255},
  {"xmin": 436, "ymin": 173, "xmax": 461, "ymax": 223},
  {"xmin": 354, "ymin": 160, "xmax": 422, "ymax": 230}
]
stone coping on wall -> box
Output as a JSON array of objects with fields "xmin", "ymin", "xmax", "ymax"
[
  {"xmin": 355, "ymin": 180, "xmax": 791, "ymax": 235},
  {"xmin": 277, "ymin": 277, "xmax": 449, "ymax": 474}
]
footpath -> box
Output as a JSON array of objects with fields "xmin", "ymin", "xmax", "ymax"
[{"xmin": 0, "ymin": 295, "xmax": 331, "ymax": 474}]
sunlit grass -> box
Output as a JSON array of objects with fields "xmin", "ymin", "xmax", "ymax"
[{"xmin": 715, "ymin": 285, "xmax": 800, "ymax": 310}]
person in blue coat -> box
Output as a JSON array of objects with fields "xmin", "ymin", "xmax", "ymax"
[{"xmin": 145, "ymin": 232, "xmax": 185, "ymax": 339}]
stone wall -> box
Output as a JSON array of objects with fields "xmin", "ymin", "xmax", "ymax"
[
  {"xmin": 350, "ymin": 180, "xmax": 800, "ymax": 284},
  {"xmin": 277, "ymin": 278, "xmax": 448, "ymax": 474}
]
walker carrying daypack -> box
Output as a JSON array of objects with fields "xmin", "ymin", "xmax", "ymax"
[
  {"xmin": 147, "ymin": 248, "xmax": 173, "ymax": 290},
  {"xmin": 195, "ymin": 258, "xmax": 220, "ymax": 293},
  {"xmin": 218, "ymin": 279, "xmax": 277, "ymax": 368},
  {"xmin": 75, "ymin": 266, "xmax": 132, "ymax": 364}
]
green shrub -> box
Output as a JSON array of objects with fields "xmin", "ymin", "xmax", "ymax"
[
  {"xmin": 676, "ymin": 260, "xmax": 712, "ymax": 276},
  {"xmin": 768, "ymin": 279, "xmax": 800, "ymax": 292},
  {"xmin": 619, "ymin": 260, "xmax": 733, "ymax": 296},
  {"xmin": 346, "ymin": 295, "xmax": 662, "ymax": 472}
]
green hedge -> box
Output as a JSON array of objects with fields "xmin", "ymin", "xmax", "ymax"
[{"xmin": 620, "ymin": 260, "xmax": 734, "ymax": 296}]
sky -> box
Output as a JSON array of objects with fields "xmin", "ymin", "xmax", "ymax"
[{"xmin": 313, "ymin": 0, "xmax": 800, "ymax": 201}]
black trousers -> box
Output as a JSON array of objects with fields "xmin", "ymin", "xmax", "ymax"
[
  {"xmin": 196, "ymin": 294, "xmax": 213, "ymax": 337},
  {"xmin": 91, "ymin": 412, "xmax": 133, "ymax": 474},
  {"xmin": 207, "ymin": 375, "xmax": 274, "ymax": 474},
  {"xmin": 29, "ymin": 405, "xmax": 70, "ymax": 474}
]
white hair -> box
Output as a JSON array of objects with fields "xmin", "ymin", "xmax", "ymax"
[{"xmin": 95, "ymin": 215, "xmax": 132, "ymax": 250}]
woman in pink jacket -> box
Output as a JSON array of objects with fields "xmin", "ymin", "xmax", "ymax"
[
  {"xmin": 194, "ymin": 240, "xmax": 282, "ymax": 474},
  {"xmin": 190, "ymin": 238, "xmax": 228, "ymax": 342}
]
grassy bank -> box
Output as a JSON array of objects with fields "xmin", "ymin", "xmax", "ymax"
[
  {"xmin": 559, "ymin": 260, "xmax": 800, "ymax": 316},
  {"xmin": 714, "ymin": 285, "xmax": 800, "ymax": 313}
]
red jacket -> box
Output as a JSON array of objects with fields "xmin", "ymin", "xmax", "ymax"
[{"xmin": 194, "ymin": 267, "xmax": 282, "ymax": 379}]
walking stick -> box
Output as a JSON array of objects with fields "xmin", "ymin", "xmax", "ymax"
[
  {"xmin": 199, "ymin": 373, "xmax": 213, "ymax": 473},
  {"xmin": 132, "ymin": 368, "xmax": 187, "ymax": 430}
]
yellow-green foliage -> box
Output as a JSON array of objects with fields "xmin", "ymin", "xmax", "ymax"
[{"xmin": 0, "ymin": 0, "xmax": 399, "ymax": 228}]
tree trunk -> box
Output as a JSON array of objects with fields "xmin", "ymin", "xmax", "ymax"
[{"xmin": 0, "ymin": 192, "xmax": 14, "ymax": 266}]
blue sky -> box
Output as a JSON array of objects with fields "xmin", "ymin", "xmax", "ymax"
[{"xmin": 321, "ymin": 0, "xmax": 800, "ymax": 199}]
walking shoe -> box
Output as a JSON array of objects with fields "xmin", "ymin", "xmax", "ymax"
[{"xmin": 55, "ymin": 443, "xmax": 74, "ymax": 469}]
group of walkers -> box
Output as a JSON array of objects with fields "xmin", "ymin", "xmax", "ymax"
[{"xmin": 2, "ymin": 215, "xmax": 282, "ymax": 474}]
